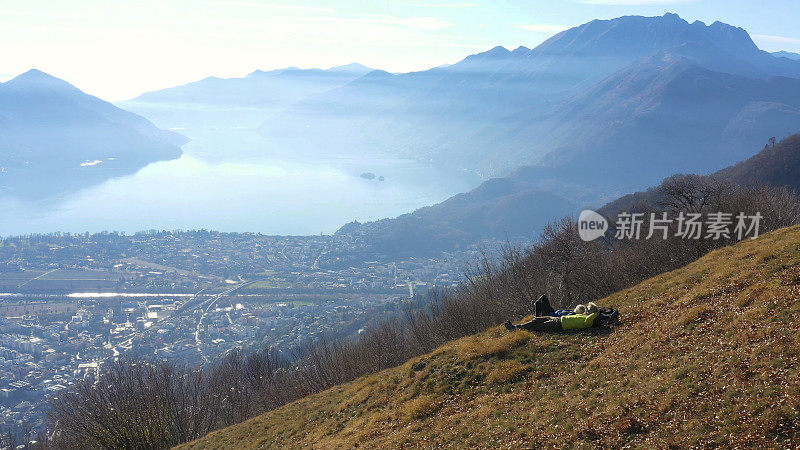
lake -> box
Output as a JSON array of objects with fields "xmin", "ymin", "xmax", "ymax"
[{"xmin": 0, "ymin": 125, "xmax": 481, "ymax": 236}]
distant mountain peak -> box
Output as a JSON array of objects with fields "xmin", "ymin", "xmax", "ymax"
[
  {"xmin": 773, "ymin": 50, "xmax": 800, "ymax": 61},
  {"xmin": 5, "ymin": 69, "xmax": 80, "ymax": 92},
  {"xmin": 0, "ymin": 69, "xmax": 184, "ymax": 198},
  {"xmin": 358, "ymin": 69, "xmax": 393, "ymax": 79},
  {"xmin": 327, "ymin": 63, "xmax": 372, "ymax": 74},
  {"xmin": 533, "ymin": 12, "xmax": 762, "ymax": 61},
  {"xmin": 247, "ymin": 67, "xmax": 300, "ymax": 77},
  {"xmin": 450, "ymin": 45, "xmax": 515, "ymax": 70},
  {"xmin": 245, "ymin": 64, "xmax": 372, "ymax": 78},
  {"xmin": 485, "ymin": 46, "xmax": 511, "ymax": 56},
  {"xmin": 17, "ymin": 68, "xmax": 51, "ymax": 79}
]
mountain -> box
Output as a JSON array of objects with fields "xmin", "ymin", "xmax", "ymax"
[
  {"xmin": 338, "ymin": 132, "xmax": 800, "ymax": 257},
  {"xmin": 716, "ymin": 132, "xmax": 800, "ymax": 190},
  {"xmin": 130, "ymin": 63, "xmax": 373, "ymax": 107},
  {"xmin": 258, "ymin": 13, "xmax": 800, "ymax": 182},
  {"xmin": 773, "ymin": 50, "xmax": 800, "ymax": 61},
  {"xmin": 501, "ymin": 54, "xmax": 800, "ymax": 194},
  {"xmin": 179, "ymin": 225, "xmax": 800, "ymax": 448},
  {"xmin": 122, "ymin": 63, "xmax": 375, "ymax": 130},
  {"xmin": 336, "ymin": 178, "xmax": 576, "ymax": 256},
  {"xmin": 600, "ymin": 133, "xmax": 800, "ymax": 215},
  {"xmin": 0, "ymin": 70, "xmax": 185, "ymax": 198}
]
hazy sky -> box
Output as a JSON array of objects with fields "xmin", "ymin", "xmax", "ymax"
[{"xmin": 2, "ymin": 0, "xmax": 800, "ymax": 101}]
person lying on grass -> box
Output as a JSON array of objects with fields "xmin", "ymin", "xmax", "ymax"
[
  {"xmin": 505, "ymin": 299, "xmax": 600, "ymax": 332},
  {"xmin": 532, "ymin": 294, "xmax": 581, "ymax": 317}
]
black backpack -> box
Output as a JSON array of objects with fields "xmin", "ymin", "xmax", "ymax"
[{"xmin": 598, "ymin": 307, "xmax": 620, "ymax": 326}]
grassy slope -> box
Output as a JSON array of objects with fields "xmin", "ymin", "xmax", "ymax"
[{"xmin": 180, "ymin": 226, "xmax": 800, "ymax": 448}]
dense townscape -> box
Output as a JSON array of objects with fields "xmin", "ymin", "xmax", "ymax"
[{"xmin": 0, "ymin": 231, "xmax": 491, "ymax": 440}]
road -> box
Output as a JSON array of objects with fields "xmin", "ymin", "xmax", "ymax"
[
  {"xmin": 194, "ymin": 281, "xmax": 254, "ymax": 362},
  {"xmin": 17, "ymin": 268, "xmax": 59, "ymax": 288}
]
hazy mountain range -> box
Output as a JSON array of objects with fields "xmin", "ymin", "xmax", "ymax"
[
  {"xmin": 127, "ymin": 13, "xmax": 800, "ymax": 211},
  {"xmin": 123, "ymin": 63, "xmax": 374, "ymax": 129},
  {"xmin": 773, "ymin": 50, "xmax": 800, "ymax": 61},
  {"xmin": 132, "ymin": 63, "xmax": 373, "ymax": 107},
  {"xmin": 129, "ymin": 13, "xmax": 800, "ymax": 219},
  {"xmin": 6, "ymin": 12, "xmax": 800, "ymax": 237},
  {"xmin": 253, "ymin": 13, "xmax": 800, "ymax": 193},
  {"xmin": 0, "ymin": 70, "xmax": 185, "ymax": 198},
  {"xmin": 317, "ymin": 14, "xmax": 800, "ymax": 255}
]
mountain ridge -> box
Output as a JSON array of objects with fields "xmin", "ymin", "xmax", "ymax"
[
  {"xmin": 773, "ymin": 50, "xmax": 800, "ymax": 61},
  {"xmin": 128, "ymin": 63, "xmax": 374, "ymax": 107},
  {"xmin": 256, "ymin": 13, "xmax": 800, "ymax": 183}
]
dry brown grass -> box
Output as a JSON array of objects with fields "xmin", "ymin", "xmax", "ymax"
[
  {"xmin": 177, "ymin": 225, "xmax": 800, "ymax": 449},
  {"xmin": 486, "ymin": 360, "xmax": 527, "ymax": 385},
  {"xmin": 400, "ymin": 396, "xmax": 440, "ymax": 422}
]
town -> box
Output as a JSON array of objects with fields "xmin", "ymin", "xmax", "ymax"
[{"xmin": 0, "ymin": 230, "xmax": 498, "ymax": 439}]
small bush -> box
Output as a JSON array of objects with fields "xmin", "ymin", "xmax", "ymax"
[
  {"xmin": 457, "ymin": 332, "xmax": 530, "ymax": 361},
  {"xmin": 401, "ymin": 396, "xmax": 440, "ymax": 421}
]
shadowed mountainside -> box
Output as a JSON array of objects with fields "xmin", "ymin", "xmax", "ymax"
[
  {"xmin": 718, "ymin": 133, "xmax": 800, "ymax": 190},
  {"xmin": 602, "ymin": 132, "xmax": 800, "ymax": 214},
  {"xmin": 336, "ymin": 177, "xmax": 576, "ymax": 256}
]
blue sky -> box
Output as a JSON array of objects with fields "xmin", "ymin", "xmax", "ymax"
[{"xmin": 1, "ymin": 0, "xmax": 799, "ymax": 100}]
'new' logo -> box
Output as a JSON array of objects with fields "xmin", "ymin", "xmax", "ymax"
[{"xmin": 578, "ymin": 210, "xmax": 608, "ymax": 241}]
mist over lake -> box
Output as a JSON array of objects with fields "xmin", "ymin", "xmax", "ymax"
[{"xmin": 0, "ymin": 124, "xmax": 480, "ymax": 236}]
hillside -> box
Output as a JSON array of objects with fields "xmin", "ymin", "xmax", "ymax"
[
  {"xmin": 601, "ymin": 132, "xmax": 800, "ymax": 215},
  {"xmin": 180, "ymin": 225, "xmax": 800, "ymax": 448},
  {"xmin": 502, "ymin": 54, "xmax": 800, "ymax": 192},
  {"xmin": 718, "ymin": 133, "xmax": 800, "ymax": 191},
  {"xmin": 336, "ymin": 178, "xmax": 576, "ymax": 256},
  {"xmin": 0, "ymin": 69, "xmax": 185, "ymax": 198}
]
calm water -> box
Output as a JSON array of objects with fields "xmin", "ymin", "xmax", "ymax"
[{"xmin": 0, "ymin": 127, "xmax": 481, "ymax": 236}]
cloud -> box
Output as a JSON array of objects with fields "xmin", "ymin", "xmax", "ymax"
[
  {"xmin": 517, "ymin": 24, "xmax": 571, "ymax": 34},
  {"xmin": 579, "ymin": 0, "xmax": 695, "ymax": 4},
  {"xmin": 752, "ymin": 34, "xmax": 800, "ymax": 45}
]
